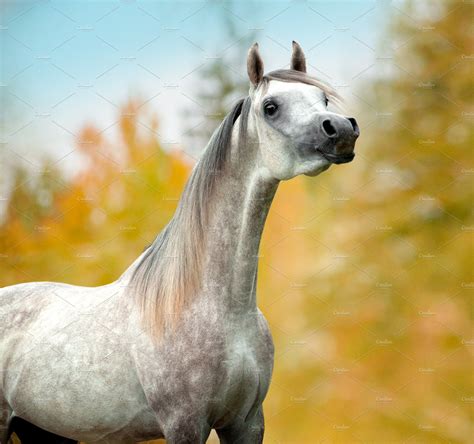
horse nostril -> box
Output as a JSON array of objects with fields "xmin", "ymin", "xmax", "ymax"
[
  {"xmin": 347, "ymin": 117, "xmax": 360, "ymax": 136},
  {"xmin": 322, "ymin": 119, "xmax": 337, "ymax": 138}
]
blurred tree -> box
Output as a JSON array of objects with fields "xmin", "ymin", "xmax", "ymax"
[
  {"xmin": 0, "ymin": 100, "xmax": 189, "ymax": 287},
  {"xmin": 182, "ymin": 1, "xmax": 259, "ymax": 152}
]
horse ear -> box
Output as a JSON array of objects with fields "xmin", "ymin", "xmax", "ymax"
[
  {"xmin": 247, "ymin": 43, "xmax": 264, "ymax": 87},
  {"xmin": 290, "ymin": 40, "xmax": 306, "ymax": 73}
]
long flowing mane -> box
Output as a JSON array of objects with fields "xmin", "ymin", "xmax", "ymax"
[
  {"xmin": 130, "ymin": 70, "xmax": 339, "ymax": 336},
  {"xmin": 130, "ymin": 96, "xmax": 251, "ymax": 335}
]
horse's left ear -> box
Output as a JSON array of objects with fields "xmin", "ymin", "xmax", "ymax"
[
  {"xmin": 247, "ymin": 43, "xmax": 264, "ymax": 87},
  {"xmin": 290, "ymin": 40, "xmax": 306, "ymax": 73}
]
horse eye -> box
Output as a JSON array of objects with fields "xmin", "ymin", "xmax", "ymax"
[
  {"xmin": 264, "ymin": 102, "xmax": 278, "ymax": 116},
  {"xmin": 324, "ymin": 95, "xmax": 329, "ymax": 106}
]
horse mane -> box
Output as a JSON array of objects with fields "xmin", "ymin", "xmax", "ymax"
[
  {"xmin": 130, "ymin": 69, "xmax": 339, "ymax": 337},
  {"xmin": 130, "ymin": 96, "xmax": 252, "ymax": 336}
]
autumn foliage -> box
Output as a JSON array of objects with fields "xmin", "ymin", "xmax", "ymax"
[{"xmin": 1, "ymin": 1, "xmax": 472, "ymax": 442}]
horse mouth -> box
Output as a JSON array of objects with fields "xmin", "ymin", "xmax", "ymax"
[{"xmin": 316, "ymin": 149, "xmax": 355, "ymax": 164}]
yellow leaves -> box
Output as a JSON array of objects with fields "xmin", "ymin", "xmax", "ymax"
[
  {"xmin": 1, "ymin": 100, "xmax": 190, "ymax": 288},
  {"xmin": 1, "ymin": 1, "xmax": 471, "ymax": 438}
]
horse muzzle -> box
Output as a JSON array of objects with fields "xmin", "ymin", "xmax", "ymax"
[{"xmin": 316, "ymin": 115, "xmax": 359, "ymax": 164}]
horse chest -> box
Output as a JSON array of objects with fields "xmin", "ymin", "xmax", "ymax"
[
  {"xmin": 211, "ymin": 314, "xmax": 274, "ymax": 425},
  {"xmin": 139, "ymin": 317, "xmax": 269, "ymax": 426},
  {"xmin": 222, "ymin": 336, "xmax": 262, "ymax": 400}
]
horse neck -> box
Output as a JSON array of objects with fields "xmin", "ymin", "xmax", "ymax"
[
  {"xmin": 123, "ymin": 110, "xmax": 279, "ymax": 324},
  {"xmin": 199, "ymin": 122, "xmax": 279, "ymax": 315}
]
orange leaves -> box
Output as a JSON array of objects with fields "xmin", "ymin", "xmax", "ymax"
[{"xmin": 1, "ymin": 100, "xmax": 190, "ymax": 287}]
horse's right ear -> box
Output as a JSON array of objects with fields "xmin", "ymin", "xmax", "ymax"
[{"xmin": 247, "ymin": 43, "xmax": 264, "ymax": 87}]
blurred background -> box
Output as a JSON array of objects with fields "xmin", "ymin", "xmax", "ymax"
[{"xmin": 1, "ymin": 0, "xmax": 472, "ymax": 442}]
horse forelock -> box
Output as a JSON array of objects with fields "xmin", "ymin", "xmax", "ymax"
[{"xmin": 261, "ymin": 69, "xmax": 342, "ymax": 106}]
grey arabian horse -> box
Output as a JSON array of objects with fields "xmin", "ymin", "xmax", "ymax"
[{"xmin": 0, "ymin": 42, "xmax": 359, "ymax": 443}]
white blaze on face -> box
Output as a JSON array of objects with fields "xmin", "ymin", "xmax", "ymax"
[{"xmin": 252, "ymin": 80, "xmax": 332, "ymax": 180}]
